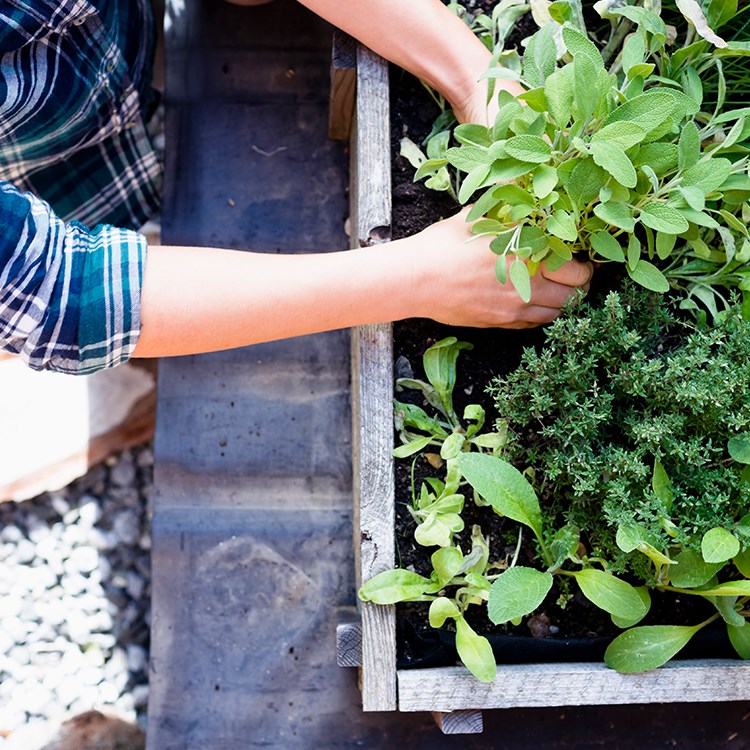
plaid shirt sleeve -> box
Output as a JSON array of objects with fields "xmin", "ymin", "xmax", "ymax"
[{"xmin": 0, "ymin": 180, "xmax": 145, "ymax": 375}]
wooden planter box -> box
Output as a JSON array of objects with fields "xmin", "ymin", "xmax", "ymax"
[{"xmin": 338, "ymin": 42, "xmax": 750, "ymax": 735}]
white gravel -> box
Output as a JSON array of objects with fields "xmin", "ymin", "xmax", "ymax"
[{"xmin": 0, "ymin": 444, "xmax": 153, "ymax": 744}]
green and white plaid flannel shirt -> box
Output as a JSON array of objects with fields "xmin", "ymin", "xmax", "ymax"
[{"xmin": 0, "ymin": 0, "xmax": 161, "ymax": 374}]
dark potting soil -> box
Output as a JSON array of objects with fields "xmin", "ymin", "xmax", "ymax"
[{"xmin": 388, "ymin": 13, "xmax": 736, "ymax": 668}]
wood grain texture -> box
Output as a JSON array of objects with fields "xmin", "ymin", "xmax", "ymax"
[
  {"xmin": 336, "ymin": 607, "xmax": 362, "ymax": 668},
  {"xmin": 350, "ymin": 45, "xmax": 397, "ymax": 712},
  {"xmin": 398, "ymin": 661, "xmax": 750, "ymax": 712},
  {"xmin": 432, "ymin": 710, "xmax": 484, "ymax": 735},
  {"xmin": 328, "ymin": 30, "xmax": 356, "ymax": 140}
]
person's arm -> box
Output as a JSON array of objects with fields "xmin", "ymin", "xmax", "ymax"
[
  {"xmin": 296, "ymin": 0, "xmax": 523, "ymax": 124},
  {"xmin": 132, "ymin": 210, "xmax": 591, "ymax": 358}
]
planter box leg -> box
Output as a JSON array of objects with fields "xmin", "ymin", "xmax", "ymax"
[
  {"xmin": 432, "ymin": 710, "xmax": 484, "ymax": 735},
  {"xmin": 329, "ymin": 30, "xmax": 356, "ymax": 140}
]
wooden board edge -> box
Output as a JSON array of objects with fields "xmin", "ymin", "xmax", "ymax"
[{"xmin": 397, "ymin": 660, "xmax": 750, "ymax": 712}]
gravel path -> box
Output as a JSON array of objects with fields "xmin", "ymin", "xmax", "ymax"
[{"xmin": 0, "ymin": 444, "xmax": 153, "ymax": 745}]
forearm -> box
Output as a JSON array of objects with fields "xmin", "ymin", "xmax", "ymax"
[
  {"xmin": 298, "ymin": 0, "xmax": 494, "ymax": 112},
  {"xmin": 132, "ymin": 241, "xmax": 422, "ymax": 358}
]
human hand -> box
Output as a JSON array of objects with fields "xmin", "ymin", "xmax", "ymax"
[{"xmin": 403, "ymin": 209, "xmax": 593, "ymax": 329}]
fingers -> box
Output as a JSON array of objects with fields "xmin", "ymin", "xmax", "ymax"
[{"xmin": 541, "ymin": 258, "xmax": 594, "ymax": 289}]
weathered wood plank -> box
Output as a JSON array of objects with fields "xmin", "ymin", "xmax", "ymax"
[
  {"xmin": 336, "ymin": 607, "xmax": 362, "ymax": 667},
  {"xmin": 350, "ymin": 44, "xmax": 396, "ymax": 712},
  {"xmin": 432, "ymin": 710, "xmax": 484, "ymax": 735},
  {"xmin": 328, "ymin": 31, "xmax": 356, "ymax": 140},
  {"xmin": 398, "ymin": 661, "xmax": 750, "ymax": 712}
]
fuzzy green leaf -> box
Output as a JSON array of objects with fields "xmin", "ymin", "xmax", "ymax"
[
  {"xmin": 359, "ymin": 569, "xmax": 439, "ymax": 604},
  {"xmin": 728, "ymin": 434, "xmax": 750, "ymax": 464},
  {"xmin": 690, "ymin": 580, "xmax": 750, "ymax": 597},
  {"xmin": 604, "ymin": 91, "xmax": 676, "ymax": 136},
  {"xmin": 590, "ymin": 231, "xmax": 625, "ymax": 262},
  {"xmin": 633, "ymin": 143, "xmax": 678, "ymax": 176},
  {"xmin": 678, "ymin": 121, "xmax": 701, "ymax": 171},
  {"xmin": 573, "ymin": 54, "xmax": 599, "ymax": 121},
  {"xmin": 533, "ymin": 164, "xmax": 559, "ymax": 199},
  {"xmin": 590, "ymin": 142, "xmax": 637, "ymax": 188},
  {"xmin": 639, "ymin": 203, "xmax": 690, "ymax": 234},
  {"xmin": 488, "ymin": 567, "xmax": 554, "ymax": 625},
  {"xmin": 604, "ymin": 624, "xmax": 699, "ymax": 673},
  {"xmin": 702, "ymin": 527, "xmax": 741, "ymax": 563},
  {"xmin": 572, "ymin": 569, "xmax": 650, "ymax": 621},
  {"xmin": 594, "ymin": 202, "xmax": 635, "ymax": 231},
  {"xmin": 456, "ymin": 453, "xmax": 542, "ymax": 538},
  {"xmin": 445, "ymin": 145, "xmax": 489, "ymax": 173},
  {"xmin": 562, "ymin": 26, "xmax": 604, "ymax": 69},
  {"xmin": 735, "ymin": 548, "xmax": 750, "ymax": 578},
  {"xmin": 544, "ymin": 67, "xmax": 575, "ymax": 127},
  {"xmin": 522, "ymin": 24, "xmax": 558, "ymax": 88},
  {"xmin": 681, "ymin": 158, "xmax": 733, "ymax": 193},
  {"xmin": 568, "ymin": 159, "xmax": 608, "ymax": 205},
  {"xmin": 458, "ymin": 163, "xmax": 492, "ymax": 204},
  {"xmin": 627, "ymin": 260, "xmax": 670, "ymax": 293},
  {"xmin": 591, "ymin": 121, "xmax": 648, "ymax": 150},
  {"xmin": 505, "ymin": 135, "xmax": 552, "ymax": 164},
  {"xmin": 455, "ymin": 616, "xmax": 497, "ymax": 683},
  {"xmin": 509, "ymin": 258, "xmax": 532, "ymax": 302},
  {"xmin": 547, "ymin": 210, "xmax": 578, "ymax": 242}
]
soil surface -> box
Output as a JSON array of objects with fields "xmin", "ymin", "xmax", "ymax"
[{"xmin": 388, "ymin": 9, "xmax": 735, "ymax": 668}]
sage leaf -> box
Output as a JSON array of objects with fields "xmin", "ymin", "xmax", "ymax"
[
  {"xmin": 505, "ymin": 135, "xmax": 552, "ymax": 163},
  {"xmin": 604, "ymin": 624, "xmax": 700, "ymax": 673},
  {"xmin": 590, "ymin": 142, "xmax": 637, "ymax": 188},
  {"xmin": 678, "ymin": 121, "xmax": 701, "ymax": 171},
  {"xmin": 488, "ymin": 567, "xmax": 554, "ymax": 625},
  {"xmin": 571, "ymin": 568, "xmax": 650, "ymax": 621},
  {"xmin": 573, "ymin": 54, "xmax": 598, "ymax": 121},
  {"xmin": 593, "ymin": 202, "xmax": 635, "ymax": 231},
  {"xmin": 568, "ymin": 159, "xmax": 607, "ymax": 205},
  {"xmin": 445, "ymin": 145, "xmax": 489, "ymax": 173},
  {"xmin": 681, "ymin": 158, "xmax": 733, "ymax": 193},
  {"xmin": 604, "ymin": 91, "xmax": 676, "ymax": 136},
  {"xmin": 728, "ymin": 434, "xmax": 750, "ymax": 464},
  {"xmin": 639, "ymin": 203, "xmax": 690, "ymax": 234},
  {"xmin": 562, "ymin": 26, "xmax": 604, "ymax": 69},
  {"xmin": 456, "ymin": 453, "xmax": 543, "ymax": 538},
  {"xmin": 547, "ymin": 210, "xmax": 578, "ymax": 242},
  {"xmin": 429, "ymin": 597, "xmax": 460, "ymax": 627},
  {"xmin": 458, "ymin": 163, "xmax": 492, "ymax": 204},
  {"xmin": 590, "ymin": 231, "xmax": 625, "ymax": 262},
  {"xmin": 509, "ymin": 259, "xmax": 532, "ymax": 303},
  {"xmin": 591, "ymin": 121, "xmax": 647, "ymax": 150},
  {"xmin": 544, "ymin": 67, "xmax": 575, "ymax": 127},
  {"xmin": 702, "ymin": 527, "xmax": 741, "ymax": 563},
  {"xmin": 627, "ymin": 260, "xmax": 670, "ymax": 293},
  {"xmin": 522, "ymin": 23, "xmax": 557, "ymax": 88},
  {"xmin": 670, "ymin": 548, "xmax": 723, "ymax": 588},
  {"xmin": 533, "ymin": 164, "xmax": 558, "ymax": 199},
  {"xmin": 358, "ymin": 569, "xmax": 438, "ymax": 604},
  {"xmin": 633, "ymin": 143, "xmax": 678, "ymax": 175},
  {"xmin": 674, "ymin": 0, "xmax": 728, "ymax": 47},
  {"xmin": 455, "ymin": 616, "xmax": 497, "ymax": 683}
]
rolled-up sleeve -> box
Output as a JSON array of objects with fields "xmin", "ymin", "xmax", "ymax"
[{"xmin": 0, "ymin": 180, "xmax": 146, "ymax": 374}]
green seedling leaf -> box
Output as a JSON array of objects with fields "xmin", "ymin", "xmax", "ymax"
[
  {"xmin": 627, "ymin": 260, "xmax": 670, "ymax": 293},
  {"xmin": 670, "ymin": 548, "xmax": 723, "ymax": 588},
  {"xmin": 415, "ymin": 511, "xmax": 464, "ymax": 548},
  {"xmin": 455, "ymin": 616, "xmax": 497, "ymax": 683},
  {"xmin": 488, "ymin": 567, "xmax": 554, "ymax": 625},
  {"xmin": 505, "ymin": 135, "xmax": 552, "ymax": 164},
  {"xmin": 690, "ymin": 581, "xmax": 750, "ymax": 597},
  {"xmin": 508, "ymin": 258, "xmax": 532, "ymax": 302},
  {"xmin": 728, "ymin": 621, "xmax": 750, "ymax": 660},
  {"xmin": 611, "ymin": 586, "xmax": 652, "ymax": 629},
  {"xmin": 734, "ymin": 548, "xmax": 750, "ymax": 578},
  {"xmin": 429, "ymin": 597, "xmax": 460, "ymax": 628},
  {"xmin": 678, "ymin": 121, "xmax": 701, "ymax": 171},
  {"xmin": 711, "ymin": 595, "xmax": 745, "ymax": 628},
  {"xmin": 399, "ymin": 137, "xmax": 427, "ymax": 169},
  {"xmin": 728, "ymin": 434, "xmax": 750, "ymax": 464},
  {"xmin": 456, "ymin": 453, "xmax": 543, "ymax": 538},
  {"xmin": 394, "ymin": 400, "xmax": 448, "ymax": 436},
  {"xmin": 359, "ymin": 569, "xmax": 439, "ymax": 604},
  {"xmin": 440, "ymin": 432, "xmax": 466, "ymax": 460},
  {"xmin": 590, "ymin": 142, "xmax": 637, "ymax": 188},
  {"xmin": 639, "ymin": 204, "xmax": 690, "ymax": 235},
  {"xmin": 393, "ymin": 436, "xmax": 434, "ymax": 458},
  {"xmin": 590, "ymin": 231, "xmax": 625, "ymax": 262},
  {"xmin": 423, "ymin": 337, "xmax": 473, "ymax": 421},
  {"xmin": 604, "ymin": 624, "xmax": 701, "ymax": 673},
  {"xmin": 432, "ymin": 546, "xmax": 464, "ymax": 587},
  {"xmin": 426, "ymin": 129, "xmax": 451, "ymax": 159},
  {"xmin": 594, "ymin": 202, "xmax": 635, "ymax": 231},
  {"xmin": 702, "ymin": 527, "xmax": 741, "ymax": 563},
  {"xmin": 533, "ymin": 164, "xmax": 558, "ymax": 199},
  {"xmin": 591, "ymin": 121, "xmax": 648, "ymax": 150},
  {"xmin": 571, "ymin": 568, "xmax": 650, "ymax": 622},
  {"xmin": 547, "ymin": 210, "xmax": 578, "ymax": 242}
]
